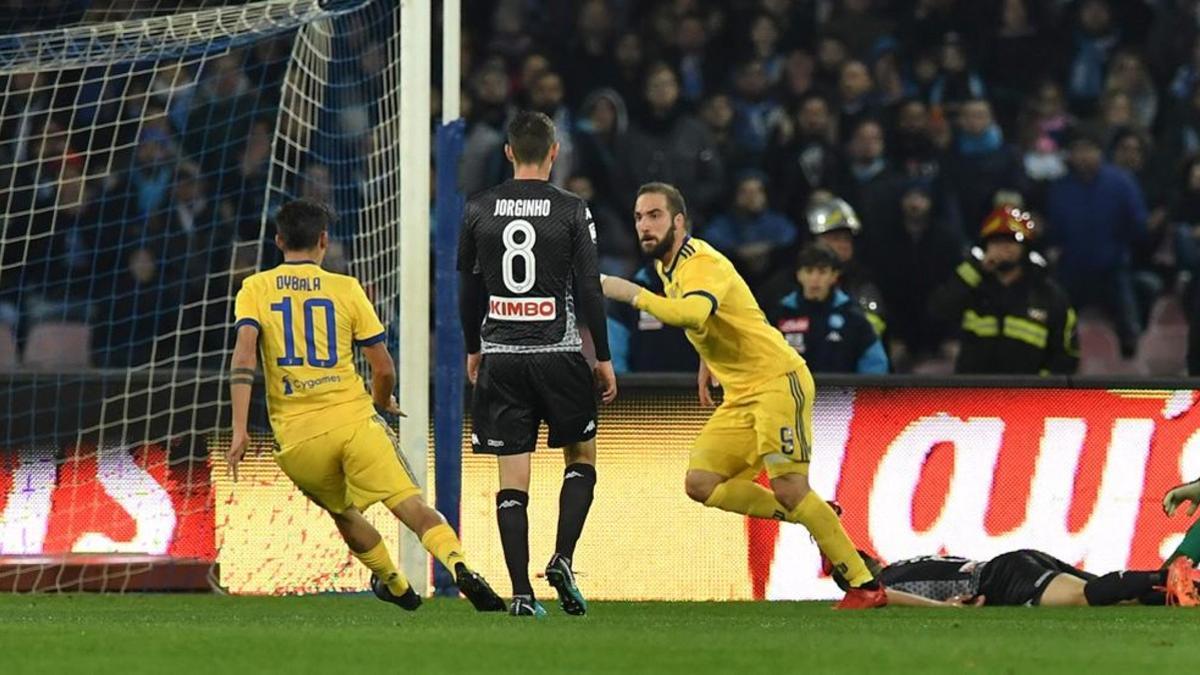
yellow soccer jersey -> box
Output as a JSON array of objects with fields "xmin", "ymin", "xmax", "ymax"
[
  {"xmin": 647, "ymin": 237, "xmax": 805, "ymax": 399},
  {"xmin": 233, "ymin": 260, "xmax": 385, "ymax": 447}
]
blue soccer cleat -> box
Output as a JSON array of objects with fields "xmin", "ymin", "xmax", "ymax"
[
  {"xmin": 545, "ymin": 553, "xmax": 587, "ymax": 616},
  {"xmin": 509, "ymin": 594, "xmax": 547, "ymax": 617}
]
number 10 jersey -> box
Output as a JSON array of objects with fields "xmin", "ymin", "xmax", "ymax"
[
  {"xmin": 457, "ymin": 178, "xmax": 610, "ymax": 360},
  {"xmin": 234, "ymin": 260, "xmax": 386, "ymax": 446}
]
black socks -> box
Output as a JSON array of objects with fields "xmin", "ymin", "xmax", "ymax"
[
  {"xmin": 1083, "ymin": 570, "xmax": 1165, "ymax": 606},
  {"xmin": 496, "ymin": 463, "xmax": 597, "ymax": 596},
  {"xmin": 555, "ymin": 463, "xmax": 597, "ymax": 562},
  {"xmin": 496, "ymin": 488, "xmax": 532, "ymax": 596}
]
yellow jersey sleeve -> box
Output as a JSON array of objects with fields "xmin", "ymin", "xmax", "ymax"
[
  {"xmin": 233, "ymin": 279, "xmax": 262, "ymax": 333},
  {"xmin": 652, "ymin": 238, "xmax": 805, "ymax": 399},
  {"xmin": 348, "ymin": 280, "xmax": 387, "ymax": 346},
  {"xmin": 633, "ymin": 252, "xmax": 733, "ymax": 330},
  {"xmin": 674, "ymin": 254, "xmax": 733, "ymax": 313}
]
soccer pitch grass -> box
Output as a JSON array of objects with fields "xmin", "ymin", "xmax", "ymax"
[{"xmin": 1, "ymin": 595, "xmax": 1195, "ymax": 674}]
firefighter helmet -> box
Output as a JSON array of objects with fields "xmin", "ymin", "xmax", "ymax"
[
  {"xmin": 807, "ymin": 197, "xmax": 862, "ymax": 236},
  {"xmin": 979, "ymin": 205, "xmax": 1037, "ymax": 243}
]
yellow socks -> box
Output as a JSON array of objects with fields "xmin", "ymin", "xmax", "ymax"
[
  {"xmin": 352, "ymin": 539, "xmax": 410, "ymax": 596},
  {"xmin": 787, "ymin": 491, "xmax": 873, "ymax": 587},
  {"xmin": 704, "ymin": 480, "xmax": 788, "ymax": 520},
  {"xmin": 701, "ymin": 479, "xmax": 874, "ymax": 588},
  {"xmin": 420, "ymin": 523, "xmax": 467, "ymax": 572}
]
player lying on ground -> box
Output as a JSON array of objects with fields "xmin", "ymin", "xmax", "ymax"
[
  {"xmin": 826, "ymin": 549, "xmax": 1199, "ymax": 608},
  {"xmin": 228, "ymin": 199, "xmax": 504, "ymax": 613},
  {"xmin": 601, "ymin": 182, "xmax": 885, "ymax": 609},
  {"xmin": 458, "ymin": 111, "xmax": 618, "ymax": 617}
]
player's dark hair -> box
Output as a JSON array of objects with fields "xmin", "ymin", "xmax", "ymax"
[
  {"xmin": 506, "ymin": 110, "xmax": 557, "ymax": 165},
  {"xmin": 275, "ymin": 198, "xmax": 333, "ymax": 251},
  {"xmin": 637, "ymin": 182, "xmax": 688, "ymax": 223}
]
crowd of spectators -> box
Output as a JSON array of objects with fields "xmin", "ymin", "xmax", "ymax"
[
  {"xmin": 456, "ymin": 0, "xmax": 1200, "ymax": 375},
  {"xmin": 4, "ymin": 0, "xmax": 1200, "ymax": 377}
]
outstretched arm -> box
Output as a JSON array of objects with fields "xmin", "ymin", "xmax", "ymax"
[
  {"xmin": 637, "ymin": 293, "xmax": 713, "ymax": 331},
  {"xmin": 886, "ymin": 589, "xmax": 985, "ymax": 608},
  {"xmin": 601, "ymin": 256, "xmax": 726, "ymax": 331}
]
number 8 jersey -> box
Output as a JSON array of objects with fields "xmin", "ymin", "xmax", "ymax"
[
  {"xmin": 458, "ymin": 178, "xmax": 610, "ymax": 360},
  {"xmin": 234, "ymin": 260, "xmax": 386, "ymax": 446}
]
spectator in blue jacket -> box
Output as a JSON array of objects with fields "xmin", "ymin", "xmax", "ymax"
[
  {"xmin": 1045, "ymin": 125, "xmax": 1148, "ymax": 357},
  {"xmin": 764, "ymin": 243, "xmax": 889, "ymax": 374},
  {"xmin": 703, "ymin": 170, "xmax": 797, "ymax": 288}
]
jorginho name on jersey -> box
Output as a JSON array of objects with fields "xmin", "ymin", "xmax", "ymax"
[{"xmin": 458, "ymin": 178, "xmax": 610, "ymax": 361}]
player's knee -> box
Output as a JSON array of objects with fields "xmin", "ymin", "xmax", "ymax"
[
  {"xmin": 390, "ymin": 495, "xmax": 443, "ymax": 535},
  {"xmin": 329, "ymin": 509, "xmax": 352, "ymax": 531},
  {"xmin": 684, "ymin": 472, "xmax": 719, "ymax": 503},
  {"xmin": 563, "ymin": 438, "xmax": 596, "ymax": 465},
  {"xmin": 772, "ymin": 478, "xmax": 810, "ymax": 512}
]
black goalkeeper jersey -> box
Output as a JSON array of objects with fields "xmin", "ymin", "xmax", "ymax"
[
  {"xmin": 879, "ymin": 555, "xmax": 984, "ymax": 601},
  {"xmin": 457, "ymin": 178, "xmax": 610, "ymax": 360}
]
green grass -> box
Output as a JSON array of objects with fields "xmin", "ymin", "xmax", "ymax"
[{"xmin": 0, "ymin": 595, "xmax": 1194, "ymax": 674}]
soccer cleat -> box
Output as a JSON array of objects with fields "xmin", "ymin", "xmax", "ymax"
[
  {"xmin": 509, "ymin": 595, "xmax": 547, "ymax": 617},
  {"xmin": 1165, "ymin": 557, "xmax": 1200, "ymax": 607},
  {"xmin": 370, "ymin": 573, "xmax": 422, "ymax": 611},
  {"xmin": 545, "ymin": 553, "xmax": 587, "ymax": 616},
  {"xmin": 455, "ymin": 563, "xmax": 506, "ymax": 612},
  {"xmin": 834, "ymin": 583, "xmax": 888, "ymax": 610}
]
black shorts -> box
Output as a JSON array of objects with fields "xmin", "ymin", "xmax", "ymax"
[
  {"xmin": 471, "ymin": 352, "xmax": 598, "ymax": 455},
  {"xmin": 977, "ymin": 549, "xmax": 1096, "ymax": 606}
]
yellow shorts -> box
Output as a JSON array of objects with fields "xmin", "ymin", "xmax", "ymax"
[
  {"xmin": 274, "ymin": 414, "xmax": 422, "ymax": 514},
  {"xmin": 690, "ymin": 369, "xmax": 814, "ymax": 480}
]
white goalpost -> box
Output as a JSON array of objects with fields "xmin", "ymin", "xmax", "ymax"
[{"xmin": 397, "ymin": 0, "xmax": 431, "ymax": 596}]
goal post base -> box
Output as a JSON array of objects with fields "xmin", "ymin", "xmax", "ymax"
[{"xmin": 0, "ymin": 556, "xmax": 216, "ymax": 592}]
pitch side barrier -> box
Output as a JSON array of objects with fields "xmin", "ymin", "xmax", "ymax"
[
  {"xmin": 3, "ymin": 371, "xmax": 1199, "ymax": 598},
  {"xmin": 458, "ymin": 372, "xmax": 1200, "ymax": 600}
]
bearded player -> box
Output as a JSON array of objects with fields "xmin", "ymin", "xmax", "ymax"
[
  {"xmin": 227, "ymin": 198, "xmax": 504, "ymax": 613},
  {"xmin": 601, "ymin": 183, "xmax": 885, "ymax": 608}
]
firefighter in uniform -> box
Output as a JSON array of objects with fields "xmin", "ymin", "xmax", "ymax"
[{"xmin": 929, "ymin": 205, "xmax": 1079, "ymax": 375}]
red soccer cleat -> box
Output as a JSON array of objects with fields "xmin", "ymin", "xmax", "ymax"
[
  {"xmin": 834, "ymin": 583, "xmax": 888, "ymax": 610},
  {"xmin": 1165, "ymin": 557, "xmax": 1200, "ymax": 607}
]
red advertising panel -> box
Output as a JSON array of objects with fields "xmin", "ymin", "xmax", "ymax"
[
  {"xmin": 3, "ymin": 385, "xmax": 1198, "ymax": 599},
  {"xmin": 752, "ymin": 387, "xmax": 1200, "ymax": 600},
  {"xmin": 0, "ymin": 443, "xmax": 213, "ymax": 560}
]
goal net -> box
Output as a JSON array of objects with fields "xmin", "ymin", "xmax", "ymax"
[{"xmin": 0, "ymin": 0, "xmax": 408, "ymax": 593}]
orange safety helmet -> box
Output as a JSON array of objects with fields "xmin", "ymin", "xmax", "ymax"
[{"xmin": 979, "ymin": 205, "xmax": 1037, "ymax": 243}]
